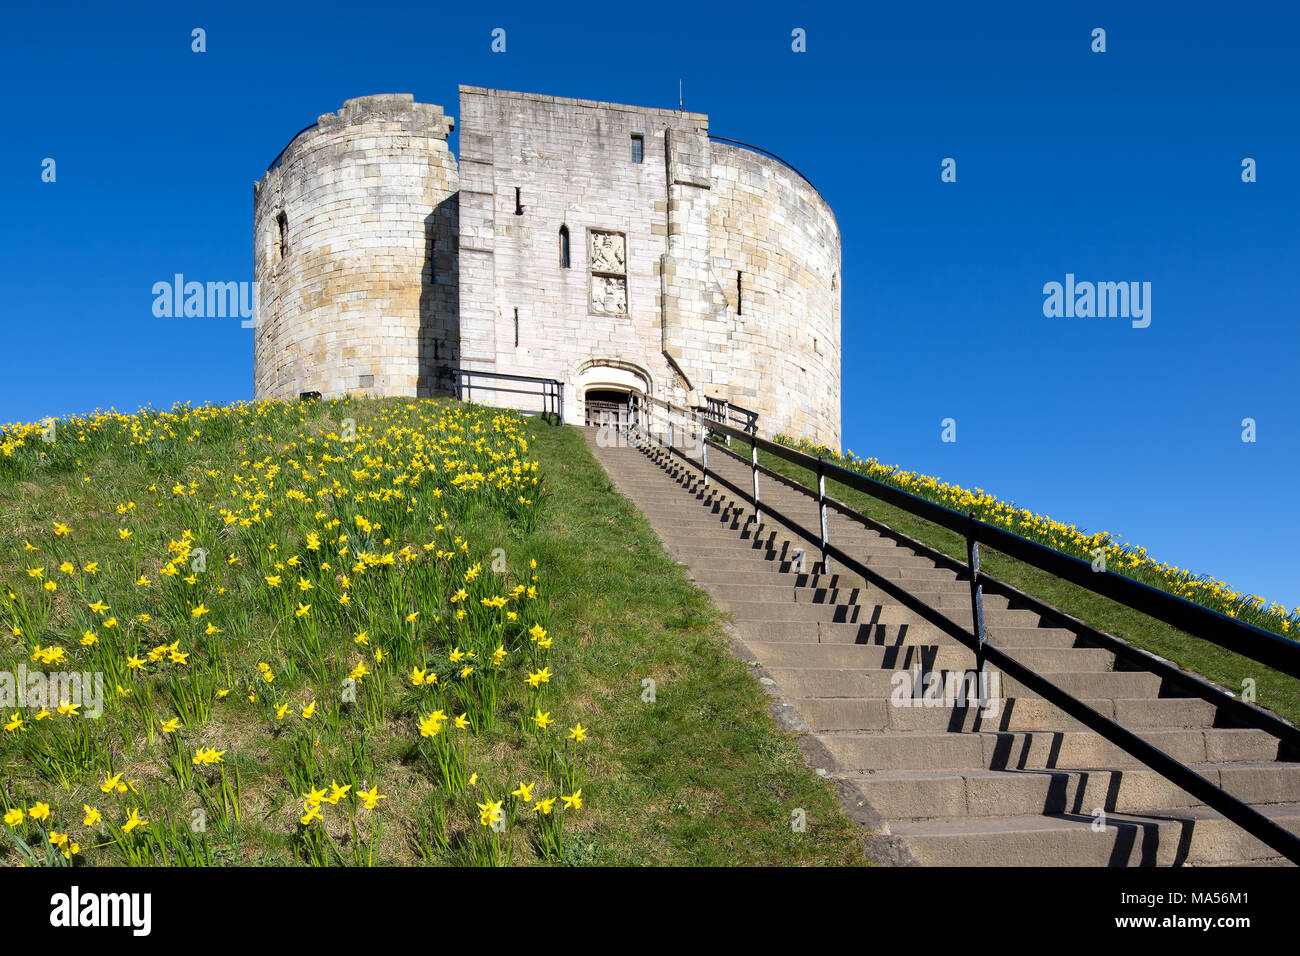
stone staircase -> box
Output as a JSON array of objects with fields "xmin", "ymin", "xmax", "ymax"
[{"xmin": 583, "ymin": 426, "xmax": 1300, "ymax": 866}]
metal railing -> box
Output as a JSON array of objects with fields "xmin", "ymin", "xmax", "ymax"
[
  {"xmin": 698, "ymin": 397, "xmax": 758, "ymax": 445},
  {"xmin": 709, "ymin": 135, "xmax": 823, "ymax": 196},
  {"xmin": 454, "ymin": 369, "xmax": 564, "ymax": 424},
  {"xmin": 264, "ymin": 122, "xmax": 320, "ymax": 174},
  {"xmin": 585, "ymin": 399, "xmax": 627, "ymax": 428},
  {"xmin": 630, "ymin": 396, "xmax": 1300, "ymax": 864}
]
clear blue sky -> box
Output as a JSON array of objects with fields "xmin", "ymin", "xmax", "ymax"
[{"xmin": 1, "ymin": 1, "xmax": 1296, "ymax": 609}]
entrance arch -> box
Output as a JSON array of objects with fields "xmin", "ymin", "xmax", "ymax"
[{"xmin": 575, "ymin": 360, "xmax": 652, "ymax": 427}]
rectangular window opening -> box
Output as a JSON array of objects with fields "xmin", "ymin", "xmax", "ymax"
[{"xmin": 631, "ymin": 134, "xmax": 644, "ymax": 164}]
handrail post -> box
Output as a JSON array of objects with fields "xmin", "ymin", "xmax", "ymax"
[
  {"xmin": 817, "ymin": 456, "xmax": 830, "ymax": 575},
  {"xmin": 698, "ymin": 411, "xmax": 709, "ymax": 488},
  {"xmin": 965, "ymin": 512, "xmax": 989, "ymax": 708},
  {"xmin": 751, "ymin": 438, "xmax": 762, "ymax": 529}
]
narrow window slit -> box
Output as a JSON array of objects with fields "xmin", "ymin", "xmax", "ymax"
[{"xmin": 276, "ymin": 211, "xmax": 288, "ymax": 261}]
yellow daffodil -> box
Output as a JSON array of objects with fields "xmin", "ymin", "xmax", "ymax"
[
  {"xmin": 476, "ymin": 799, "xmax": 503, "ymax": 827},
  {"xmin": 326, "ymin": 781, "xmax": 350, "ymax": 805}
]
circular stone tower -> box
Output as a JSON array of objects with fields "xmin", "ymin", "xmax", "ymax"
[{"xmin": 253, "ymin": 94, "xmax": 458, "ymax": 400}]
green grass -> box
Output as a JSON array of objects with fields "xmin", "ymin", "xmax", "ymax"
[
  {"xmin": 726, "ymin": 438, "xmax": 1300, "ymax": 729},
  {"xmin": 0, "ymin": 397, "xmax": 866, "ymax": 866},
  {"xmin": 496, "ymin": 420, "xmax": 867, "ymax": 865}
]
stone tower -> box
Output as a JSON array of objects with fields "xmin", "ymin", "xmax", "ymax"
[
  {"xmin": 254, "ymin": 88, "xmax": 842, "ymax": 446},
  {"xmin": 253, "ymin": 95, "xmax": 459, "ymax": 399}
]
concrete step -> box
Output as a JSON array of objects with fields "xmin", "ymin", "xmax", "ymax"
[
  {"xmin": 734, "ymin": 619, "xmax": 960, "ymax": 646},
  {"xmin": 721, "ymin": 601, "xmax": 934, "ymax": 626},
  {"xmin": 752, "ymin": 642, "xmax": 973, "ymax": 673},
  {"xmin": 889, "ymin": 803, "xmax": 1300, "ymax": 866},
  {"xmin": 737, "ymin": 620, "xmax": 1082, "ymax": 650},
  {"xmin": 748, "ymin": 640, "xmax": 1111, "ymax": 673},
  {"xmin": 849, "ymin": 763, "xmax": 1300, "ymax": 821},
  {"xmin": 791, "ymin": 694, "xmax": 1218, "ymax": 733},
  {"xmin": 764, "ymin": 666, "xmax": 1164, "ymax": 701},
  {"xmin": 699, "ymin": 580, "xmax": 909, "ymax": 603},
  {"xmin": 672, "ymin": 544, "xmax": 940, "ymax": 569},
  {"xmin": 721, "ymin": 599, "xmax": 1046, "ymax": 629},
  {"xmin": 818, "ymin": 727, "xmax": 1282, "ymax": 774},
  {"xmin": 682, "ymin": 555, "xmax": 950, "ymax": 581},
  {"xmin": 689, "ymin": 567, "xmax": 973, "ymax": 597}
]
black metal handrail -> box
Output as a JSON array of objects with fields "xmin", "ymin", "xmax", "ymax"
[
  {"xmin": 264, "ymin": 122, "xmax": 320, "ymax": 174},
  {"xmin": 454, "ymin": 369, "xmax": 564, "ymax": 425},
  {"xmin": 631, "ymin": 396, "xmax": 1300, "ymax": 864},
  {"xmin": 793, "ymin": 472, "xmax": 1300, "ymax": 750},
  {"xmin": 697, "ymin": 397, "xmax": 758, "ymax": 442},
  {"xmin": 709, "ymin": 135, "xmax": 823, "ymax": 196}
]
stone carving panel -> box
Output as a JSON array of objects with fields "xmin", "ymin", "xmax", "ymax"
[
  {"xmin": 589, "ymin": 230, "xmax": 627, "ymax": 315},
  {"xmin": 590, "ymin": 276, "xmax": 628, "ymax": 315},
  {"xmin": 590, "ymin": 231, "xmax": 626, "ymax": 275}
]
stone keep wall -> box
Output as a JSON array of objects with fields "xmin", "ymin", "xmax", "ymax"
[
  {"xmin": 661, "ymin": 128, "xmax": 733, "ymax": 404},
  {"xmin": 456, "ymin": 87, "xmax": 840, "ymax": 442},
  {"xmin": 254, "ymin": 88, "xmax": 842, "ymax": 446},
  {"xmin": 708, "ymin": 144, "xmax": 841, "ymax": 447},
  {"xmin": 456, "ymin": 86, "xmax": 707, "ymax": 416},
  {"xmin": 253, "ymin": 94, "xmax": 458, "ymax": 400}
]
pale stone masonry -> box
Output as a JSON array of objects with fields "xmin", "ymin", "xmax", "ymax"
[{"xmin": 254, "ymin": 87, "xmax": 841, "ymax": 446}]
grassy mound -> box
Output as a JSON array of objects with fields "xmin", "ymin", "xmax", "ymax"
[{"xmin": 0, "ymin": 397, "xmax": 863, "ymax": 866}]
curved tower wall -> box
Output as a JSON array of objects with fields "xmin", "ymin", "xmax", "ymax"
[
  {"xmin": 253, "ymin": 94, "xmax": 458, "ymax": 399},
  {"xmin": 708, "ymin": 143, "xmax": 841, "ymax": 447}
]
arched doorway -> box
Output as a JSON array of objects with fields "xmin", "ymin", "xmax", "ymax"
[{"xmin": 576, "ymin": 360, "xmax": 651, "ymax": 428}]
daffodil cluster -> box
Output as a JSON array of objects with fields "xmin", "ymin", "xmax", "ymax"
[
  {"xmin": 776, "ymin": 435, "xmax": 1300, "ymax": 639},
  {"xmin": 0, "ymin": 397, "xmax": 587, "ymax": 866}
]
